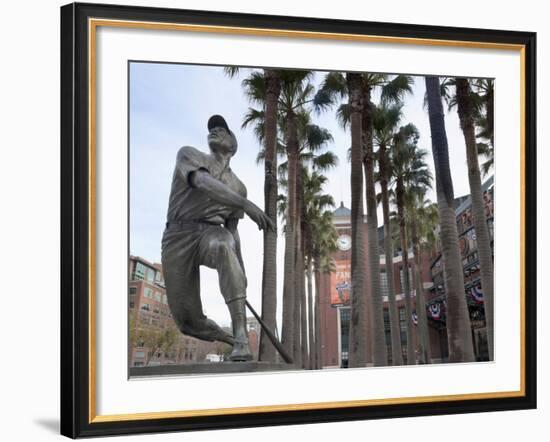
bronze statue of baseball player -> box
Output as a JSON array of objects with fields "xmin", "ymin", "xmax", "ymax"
[{"xmin": 162, "ymin": 115, "xmax": 275, "ymax": 362}]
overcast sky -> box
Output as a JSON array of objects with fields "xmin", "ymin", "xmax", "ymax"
[{"xmin": 129, "ymin": 62, "xmax": 475, "ymax": 328}]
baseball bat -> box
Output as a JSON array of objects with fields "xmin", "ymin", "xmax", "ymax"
[{"xmin": 245, "ymin": 300, "xmax": 293, "ymax": 364}]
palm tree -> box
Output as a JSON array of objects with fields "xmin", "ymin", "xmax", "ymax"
[
  {"xmin": 373, "ymin": 103, "xmax": 404, "ymax": 365},
  {"xmin": 241, "ymin": 70, "xmax": 316, "ymax": 363},
  {"xmin": 260, "ymin": 70, "xmax": 281, "ymax": 362},
  {"xmin": 362, "ymin": 94, "xmax": 389, "ymax": 367},
  {"xmin": 391, "ymin": 124, "xmax": 431, "ymax": 364},
  {"xmin": 272, "ymin": 113, "xmax": 337, "ymax": 368},
  {"xmin": 232, "ymin": 68, "xmax": 282, "ymax": 362},
  {"xmin": 405, "ymin": 189, "xmax": 434, "ymax": 364},
  {"xmin": 425, "ymin": 76, "xmax": 475, "ymax": 362},
  {"xmin": 302, "ymin": 170, "xmax": 337, "ymax": 369},
  {"xmin": 295, "ymin": 157, "xmax": 307, "ymax": 368},
  {"xmin": 364, "ymin": 76, "xmax": 413, "ymax": 367},
  {"xmin": 312, "ymin": 212, "xmax": 338, "ymax": 369},
  {"xmin": 342, "ymin": 72, "xmax": 369, "ymax": 367},
  {"xmin": 292, "ymin": 114, "xmax": 336, "ymax": 368},
  {"xmin": 316, "ymin": 72, "xmax": 412, "ymax": 367},
  {"xmin": 455, "ymin": 78, "xmax": 494, "ymax": 360}
]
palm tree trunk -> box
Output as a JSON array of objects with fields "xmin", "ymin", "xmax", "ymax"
[
  {"xmin": 259, "ymin": 70, "xmax": 280, "ymax": 362},
  {"xmin": 362, "ymin": 95, "xmax": 388, "ymax": 367},
  {"xmin": 396, "ymin": 178, "xmax": 415, "ymax": 364},
  {"xmin": 293, "ymin": 243, "xmax": 303, "ymax": 368},
  {"xmin": 456, "ymin": 78, "xmax": 494, "ymax": 360},
  {"xmin": 281, "ymin": 112, "xmax": 298, "ymax": 359},
  {"xmin": 379, "ymin": 142, "xmax": 403, "ymax": 366},
  {"xmin": 314, "ymin": 263, "xmax": 322, "ymax": 369},
  {"xmin": 294, "ymin": 161, "xmax": 305, "ymax": 368},
  {"xmin": 486, "ymin": 84, "xmax": 494, "ymax": 148},
  {"xmin": 346, "ymin": 73, "xmax": 368, "ymax": 367},
  {"xmin": 425, "ymin": 76, "xmax": 475, "ymax": 363},
  {"xmin": 410, "ymin": 214, "xmax": 432, "ymax": 364},
  {"xmin": 307, "ymin": 257, "xmax": 315, "ymax": 369}
]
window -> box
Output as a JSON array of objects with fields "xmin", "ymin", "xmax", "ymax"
[
  {"xmin": 380, "ymin": 270, "xmax": 389, "ymax": 297},
  {"xmin": 135, "ymin": 262, "xmax": 156, "ymax": 282},
  {"xmin": 134, "ymin": 351, "xmax": 145, "ymax": 358},
  {"xmin": 162, "ymin": 294, "xmax": 168, "ymax": 304},
  {"xmin": 144, "ymin": 287, "xmax": 153, "ymax": 298},
  {"xmin": 400, "ymin": 266, "xmax": 413, "ymax": 295},
  {"xmin": 146, "ymin": 267, "xmax": 155, "ymax": 283},
  {"xmin": 129, "ymin": 287, "xmax": 137, "ymax": 295},
  {"xmin": 141, "ymin": 303, "xmax": 150, "ymax": 311},
  {"xmin": 398, "ymin": 307, "xmax": 408, "ymax": 364},
  {"xmin": 399, "ymin": 307, "xmax": 407, "ymax": 331},
  {"xmin": 339, "ymin": 307, "xmax": 350, "ymax": 367},
  {"xmin": 154, "ymin": 292, "xmax": 161, "ymax": 302},
  {"xmin": 134, "ymin": 262, "xmax": 147, "ymax": 280}
]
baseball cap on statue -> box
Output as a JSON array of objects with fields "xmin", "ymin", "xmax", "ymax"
[
  {"xmin": 207, "ymin": 114, "xmax": 238, "ymax": 154},
  {"xmin": 207, "ymin": 114, "xmax": 231, "ymax": 133}
]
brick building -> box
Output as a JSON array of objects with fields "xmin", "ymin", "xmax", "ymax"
[
  {"xmin": 427, "ymin": 176, "xmax": 494, "ymax": 362},
  {"xmin": 129, "ymin": 255, "xmax": 261, "ymax": 366},
  {"xmin": 129, "ymin": 256, "xmax": 200, "ymax": 367},
  {"xmin": 318, "ymin": 203, "xmax": 439, "ymax": 368}
]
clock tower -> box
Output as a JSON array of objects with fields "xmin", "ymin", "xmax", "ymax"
[{"xmin": 319, "ymin": 201, "xmax": 361, "ymax": 368}]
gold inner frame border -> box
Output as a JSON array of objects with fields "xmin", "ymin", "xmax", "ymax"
[{"xmin": 87, "ymin": 17, "xmax": 527, "ymax": 424}]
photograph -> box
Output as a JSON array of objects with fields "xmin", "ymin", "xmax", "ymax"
[
  {"xmin": 128, "ymin": 62, "xmax": 495, "ymax": 376},
  {"xmin": 2, "ymin": 0, "xmax": 546, "ymax": 439}
]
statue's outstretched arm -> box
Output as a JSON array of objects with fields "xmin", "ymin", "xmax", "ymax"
[{"xmin": 190, "ymin": 170, "xmax": 275, "ymax": 232}]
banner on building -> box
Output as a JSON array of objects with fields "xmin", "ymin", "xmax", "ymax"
[{"xmin": 330, "ymin": 260, "xmax": 351, "ymax": 306}]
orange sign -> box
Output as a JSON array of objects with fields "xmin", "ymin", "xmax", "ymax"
[{"xmin": 330, "ymin": 260, "xmax": 351, "ymax": 306}]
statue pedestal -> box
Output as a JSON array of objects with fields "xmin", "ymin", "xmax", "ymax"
[{"xmin": 129, "ymin": 361, "xmax": 296, "ymax": 377}]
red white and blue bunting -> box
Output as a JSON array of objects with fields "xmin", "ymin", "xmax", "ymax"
[
  {"xmin": 469, "ymin": 285, "xmax": 484, "ymax": 304},
  {"xmin": 428, "ymin": 303, "xmax": 442, "ymax": 320}
]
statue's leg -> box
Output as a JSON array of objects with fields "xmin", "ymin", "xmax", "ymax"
[
  {"xmin": 225, "ymin": 298, "xmax": 252, "ymax": 361},
  {"xmin": 198, "ymin": 227, "xmax": 252, "ymax": 361},
  {"xmin": 161, "ymin": 229, "xmax": 234, "ymax": 345}
]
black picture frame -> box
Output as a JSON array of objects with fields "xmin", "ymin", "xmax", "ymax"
[{"xmin": 61, "ymin": 2, "xmax": 537, "ymax": 438}]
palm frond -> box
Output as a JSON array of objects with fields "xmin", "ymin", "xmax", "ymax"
[
  {"xmin": 303, "ymin": 124, "xmax": 334, "ymax": 152},
  {"xmin": 314, "ymin": 72, "xmax": 347, "ymax": 113},
  {"xmin": 312, "ymin": 151, "xmax": 339, "ymax": 171},
  {"xmin": 241, "ymin": 71, "xmax": 267, "ymax": 104},
  {"xmin": 336, "ymin": 103, "xmax": 351, "ymax": 130},
  {"xmin": 381, "ymin": 75, "xmax": 413, "ymax": 103},
  {"xmin": 223, "ymin": 66, "xmax": 240, "ymax": 78},
  {"xmin": 241, "ymin": 107, "xmax": 265, "ymax": 141}
]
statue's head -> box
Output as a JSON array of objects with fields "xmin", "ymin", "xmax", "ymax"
[{"xmin": 207, "ymin": 115, "xmax": 238, "ymax": 157}]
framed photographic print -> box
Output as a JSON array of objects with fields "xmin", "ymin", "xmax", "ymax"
[{"xmin": 60, "ymin": 2, "xmax": 537, "ymax": 438}]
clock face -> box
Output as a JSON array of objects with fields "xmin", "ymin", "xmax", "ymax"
[{"xmin": 337, "ymin": 234, "xmax": 352, "ymax": 251}]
